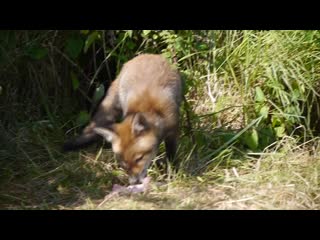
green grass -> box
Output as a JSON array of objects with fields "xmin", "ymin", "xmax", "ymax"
[{"xmin": 1, "ymin": 30, "xmax": 320, "ymax": 209}]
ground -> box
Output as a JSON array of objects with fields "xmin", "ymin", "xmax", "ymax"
[{"xmin": 1, "ymin": 138, "xmax": 319, "ymax": 210}]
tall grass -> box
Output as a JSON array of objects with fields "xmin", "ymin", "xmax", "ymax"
[{"xmin": 174, "ymin": 30, "xmax": 320, "ymax": 172}]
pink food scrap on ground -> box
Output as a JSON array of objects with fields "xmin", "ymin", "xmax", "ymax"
[
  {"xmin": 97, "ymin": 177, "xmax": 151, "ymax": 207},
  {"xmin": 112, "ymin": 176, "xmax": 151, "ymax": 194}
]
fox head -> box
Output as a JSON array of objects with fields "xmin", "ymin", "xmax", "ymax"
[{"xmin": 93, "ymin": 113, "xmax": 160, "ymax": 184}]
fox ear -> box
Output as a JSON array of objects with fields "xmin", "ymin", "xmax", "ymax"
[
  {"xmin": 132, "ymin": 113, "xmax": 150, "ymax": 136},
  {"xmin": 93, "ymin": 126, "xmax": 118, "ymax": 142}
]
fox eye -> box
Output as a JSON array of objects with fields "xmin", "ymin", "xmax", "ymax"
[{"xmin": 135, "ymin": 156, "xmax": 143, "ymax": 164}]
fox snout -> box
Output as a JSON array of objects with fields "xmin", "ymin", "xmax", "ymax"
[{"xmin": 128, "ymin": 168, "xmax": 148, "ymax": 184}]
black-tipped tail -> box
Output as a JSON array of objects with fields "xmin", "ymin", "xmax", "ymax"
[{"xmin": 62, "ymin": 132, "xmax": 100, "ymax": 152}]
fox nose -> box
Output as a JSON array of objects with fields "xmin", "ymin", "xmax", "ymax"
[
  {"xmin": 129, "ymin": 176, "xmax": 141, "ymax": 185},
  {"xmin": 128, "ymin": 168, "xmax": 147, "ymax": 185}
]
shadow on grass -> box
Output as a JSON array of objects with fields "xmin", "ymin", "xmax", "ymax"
[{"xmin": 0, "ymin": 130, "xmax": 123, "ymax": 209}]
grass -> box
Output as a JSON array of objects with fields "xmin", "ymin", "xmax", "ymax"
[
  {"xmin": 1, "ymin": 133, "xmax": 319, "ymax": 210},
  {"xmin": 1, "ymin": 30, "xmax": 320, "ymax": 210}
]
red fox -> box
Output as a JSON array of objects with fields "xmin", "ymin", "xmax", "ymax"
[{"xmin": 63, "ymin": 54, "xmax": 182, "ymax": 184}]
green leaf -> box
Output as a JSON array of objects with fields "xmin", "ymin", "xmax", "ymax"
[
  {"xmin": 25, "ymin": 45, "xmax": 48, "ymax": 60},
  {"xmin": 255, "ymin": 86, "xmax": 265, "ymax": 102},
  {"xmin": 76, "ymin": 111, "xmax": 90, "ymax": 126},
  {"xmin": 84, "ymin": 31, "xmax": 99, "ymax": 53},
  {"xmin": 259, "ymin": 105, "xmax": 269, "ymax": 120},
  {"xmin": 80, "ymin": 30, "xmax": 90, "ymax": 35},
  {"xmin": 162, "ymin": 51, "xmax": 172, "ymax": 59},
  {"xmin": 126, "ymin": 30, "xmax": 133, "ymax": 38},
  {"xmin": 92, "ymin": 84, "xmax": 105, "ymax": 104},
  {"xmin": 274, "ymin": 126, "xmax": 285, "ymax": 138},
  {"xmin": 259, "ymin": 126, "xmax": 275, "ymax": 149},
  {"xmin": 198, "ymin": 44, "xmax": 208, "ymax": 50},
  {"xmin": 292, "ymin": 88, "xmax": 301, "ymax": 101},
  {"xmin": 70, "ymin": 71, "xmax": 79, "ymax": 91},
  {"xmin": 65, "ymin": 37, "xmax": 84, "ymax": 59},
  {"xmin": 222, "ymin": 132, "xmax": 237, "ymax": 142},
  {"xmin": 142, "ymin": 30, "xmax": 151, "ymax": 36},
  {"xmin": 271, "ymin": 116, "xmax": 282, "ymax": 127},
  {"xmin": 126, "ymin": 41, "xmax": 136, "ymax": 50},
  {"xmin": 244, "ymin": 129, "xmax": 259, "ymax": 150}
]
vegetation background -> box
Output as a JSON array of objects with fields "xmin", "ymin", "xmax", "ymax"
[{"xmin": 1, "ymin": 30, "xmax": 320, "ymax": 209}]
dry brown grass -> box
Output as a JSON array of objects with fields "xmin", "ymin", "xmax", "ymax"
[
  {"xmin": 59, "ymin": 138, "xmax": 320, "ymax": 210},
  {"xmin": 1, "ymin": 137, "xmax": 319, "ymax": 210}
]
